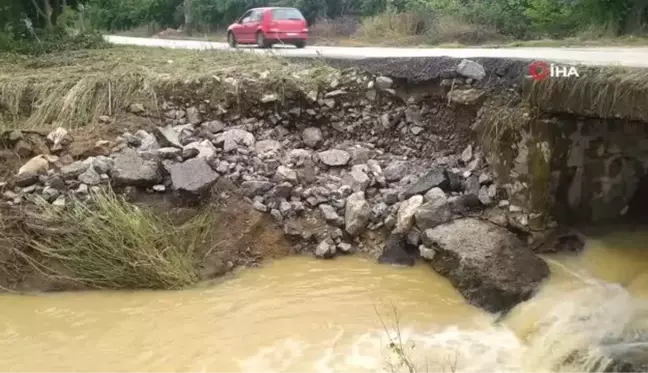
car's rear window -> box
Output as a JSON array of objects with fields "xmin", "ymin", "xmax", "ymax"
[{"xmin": 272, "ymin": 8, "xmax": 305, "ymax": 20}]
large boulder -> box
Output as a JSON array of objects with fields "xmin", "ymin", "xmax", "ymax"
[
  {"xmin": 164, "ymin": 157, "xmax": 219, "ymax": 196},
  {"xmin": 415, "ymin": 192, "xmax": 452, "ymax": 230},
  {"xmin": 422, "ymin": 218, "xmax": 549, "ymax": 313},
  {"xmin": 111, "ymin": 149, "xmax": 162, "ymax": 187},
  {"xmin": 344, "ymin": 191, "xmax": 371, "ymax": 236},
  {"xmin": 393, "ymin": 195, "xmax": 424, "ymax": 234}
]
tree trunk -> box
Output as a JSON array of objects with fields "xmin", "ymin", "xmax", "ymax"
[
  {"xmin": 624, "ymin": 0, "xmax": 648, "ymax": 34},
  {"xmin": 184, "ymin": 0, "xmax": 194, "ymax": 36}
]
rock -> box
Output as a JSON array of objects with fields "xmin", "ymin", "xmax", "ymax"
[
  {"xmin": 52, "ymin": 195, "xmax": 66, "ymax": 207},
  {"xmin": 419, "ymin": 245, "xmax": 436, "ymax": 261},
  {"xmin": 302, "ymin": 127, "xmax": 323, "ymax": 148},
  {"xmin": 319, "ymin": 204, "xmax": 344, "ymax": 227},
  {"xmin": 344, "ymin": 191, "xmax": 371, "ymax": 236},
  {"xmin": 378, "ymin": 233, "xmax": 415, "ymax": 266},
  {"xmin": 337, "ymin": 242, "xmax": 353, "ymax": 253},
  {"xmin": 464, "ymin": 175, "xmax": 480, "ymax": 197},
  {"xmin": 152, "ymin": 184, "xmax": 166, "ymax": 192},
  {"xmin": 534, "ymin": 228, "xmax": 586, "ymax": 254},
  {"xmin": 253, "ymin": 200, "xmax": 267, "ymax": 212},
  {"xmin": 240, "ymin": 180, "xmax": 274, "ymax": 197},
  {"xmin": 18, "ymin": 155, "xmax": 52, "ymax": 175},
  {"xmin": 60, "ymin": 161, "xmax": 89, "ymax": 180},
  {"xmin": 403, "ymin": 168, "xmax": 448, "ymax": 198},
  {"xmin": 15, "ymin": 140, "xmax": 32, "ymax": 157},
  {"xmin": 136, "ymin": 130, "xmax": 159, "ymax": 152},
  {"xmin": 8, "ymin": 130, "xmax": 22, "ymax": 142},
  {"xmin": 46, "ymin": 127, "xmax": 73, "ymax": 152},
  {"xmin": 375, "ymin": 76, "xmax": 393, "ymax": 89},
  {"xmin": 384, "ymin": 161, "xmax": 407, "ymax": 182},
  {"xmin": 315, "ymin": 237, "xmax": 336, "ymax": 259},
  {"xmin": 157, "ymin": 147, "xmax": 183, "ymax": 159},
  {"xmin": 217, "ymin": 129, "xmax": 255, "ymax": 152},
  {"xmin": 184, "ymin": 140, "xmax": 216, "ymax": 159},
  {"xmin": 112, "ymin": 149, "xmax": 162, "ymax": 187},
  {"xmin": 479, "ymin": 172, "xmax": 492, "ymax": 185},
  {"xmin": 344, "ymin": 164, "xmax": 370, "ymax": 192},
  {"xmin": 181, "ymin": 147, "xmax": 200, "ymax": 160},
  {"xmin": 202, "ymin": 120, "xmax": 225, "ymax": 134},
  {"xmin": 279, "ymin": 200, "xmax": 293, "ymax": 216},
  {"xmin": 446, "ymin": 170, "xmax": 464, "ymax": 192},
  {"xmin": 394, "ymin": 195, "xmax": 424, "ymax": 234},
  {"xmin": 261, "ymin": 93, "xmax": 278, "ymax": 103},
  {"xmin": 415, "ymin": 194, "xmax": 452, "ymax": 230},
  {"xmin": 165, "ymin": 157, "xmax": 219, "ymax": 196},
  {"xmin": 186, "ymin": 106, "xmax": 201, "ymax": 125},
  {"xmin": 78, "ymin": 167, "xmax": 101, "ymax": 185},
  {"xmin": 41, "ymin": 186, "xmax": 60, "ymax": 202},
  {"xmin": 275, "ymin": 165, "xmax": 298, "ymax": 184},
  {"xmin": 478, "ymin": 185, "xmax": 494, "ymax": 206},
  {"xmin": 410, "ymin": 126, "xmax": 423, "ymax": 135},
  {"xmin": 422, "ymin": 218, "xmax": 549, "ymax": 313},
  {"xmin": 448, "ymin": 89, "xmax": 486, "ymax": 106},
  {"xmin": 423, "ymin": 187, "xmax": 446, "ymax": 203},
  {"xmin": 488, "ymin": 184, "xmax": 497, "ymax": 198},
  {"xmin": 129, "ymin": 103, "xmax": 145, "ymax": 114},
  {"xmin": 286, "ymin": 149, "xmax": 313, "ymax": 165},
  {"xmin": 457, "ymin": 59, "xmax": 486, "ymax": 81},
  {"xmin": 155, "ymin": 126, "xmax": 182, "ymax": 148},
  {"xmin": 381, "ymin": 188, "xmax": 400, "ymax": 205},
  {"xmin": 461, "ymin": 144, "xmax": 473, "ymax": 164},
  {"xmin": 92, "ymin": 156, "xmax": 114, "ymax": 174},
  {"xmin": 255, "ymin": 140, "xmax": 282, "ymax": 157},
  {"xmin": 76, "ymin": 183, "xmax": 89, "ymax": 195},
  {"xmin": 318, "ymin": 149, "xmax": 351, "ymax": 167},
  {"xmin": 15, "ymin": 171, "xmax": 39, "ymax": 187},
  {"xmin": 270, "ymin": 209, "xmax": 283, "ymax": 222}
]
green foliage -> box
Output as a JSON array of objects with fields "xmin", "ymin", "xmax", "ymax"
[{"xmin": 0, "ymin": 28, "xmax": 106, "ymax": 55}]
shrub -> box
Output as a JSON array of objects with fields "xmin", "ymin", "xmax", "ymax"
[
  {"xmin": 23, "ymin": 190, "xmax": 215, "ymax": 290},
  {"xmin": 357, "ymin": 11, "xmax": 428, "ymax": 42}
]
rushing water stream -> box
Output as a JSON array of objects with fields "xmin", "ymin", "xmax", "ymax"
[{"xmin": 1, "ymin": 227, "xmax": 648, "ymax": 372}]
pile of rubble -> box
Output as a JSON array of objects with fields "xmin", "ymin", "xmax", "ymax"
[{"xmin": 1, "ymin": 59, "xmax": 556, "ymax": 312}]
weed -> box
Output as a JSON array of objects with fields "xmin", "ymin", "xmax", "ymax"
[
  {"xmin": 0, "ymin": 46, "xmax": 335, "ymax": 129},
  {"xmin": 14, "ymin": 189, "xmax": 216, "ymax": 290}
]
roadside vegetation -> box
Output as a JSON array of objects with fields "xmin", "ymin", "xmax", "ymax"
[
  {"xmin": 0, "ymin": 46, "xmax": 334, "ymax": 130},
  {"xmin": 1, "ymin": 189, "xmax": 218, "ymax": 290},
  {"xmin": 2, "ymin": 0, "xmax": 648, "ymax": 52}
]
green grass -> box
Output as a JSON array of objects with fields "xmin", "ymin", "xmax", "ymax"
[
  {"xmin": 16, "ymin": 189, "xmax": 217, "ymax": 290},
  {"xmin": 0, "ymin": 46, "xmax": 335, "ymax": 129}
]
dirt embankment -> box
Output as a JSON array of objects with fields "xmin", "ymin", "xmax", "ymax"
[{"xmin": 3, "ymin": 48, "xmax": 623, "ymax": 314}]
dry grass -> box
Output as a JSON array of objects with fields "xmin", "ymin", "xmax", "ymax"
[
  {"xmin": 523, "ymin": 66, "xmax": 648, "ymax": 122},
  {"xmin": 0, "ymin": 46, "xmax": 335, "ymax": 130},
  {"xmin": 7, "ymin": 189, "xmax": 217, "ymax": 290},
  {"xmin": 353, "ymin": 13, "xmax": 505, "ymax": 47}
]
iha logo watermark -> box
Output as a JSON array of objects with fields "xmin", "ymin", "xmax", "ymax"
[{"xmin": 528, "ymin": 61, "xmax": 580, "ymax": 81}]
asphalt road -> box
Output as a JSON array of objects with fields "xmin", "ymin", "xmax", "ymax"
[{"xmin": 105, "ymin": 35, "xmax": 648, "ymax": 68}]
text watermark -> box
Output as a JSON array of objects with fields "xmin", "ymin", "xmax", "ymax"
[{"xmin": 529, "ymin": 61, "xmax": 580, "ymax": 81}]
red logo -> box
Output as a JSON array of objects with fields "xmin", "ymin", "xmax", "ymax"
[{"xmin": 529, "ymin": 61, "xmax": 551, "ymax": 81}]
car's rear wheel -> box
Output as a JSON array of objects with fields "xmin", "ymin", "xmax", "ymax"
[
  {"xmin": 294, "ymin": 40, "xmax": 306, "ymax": 49},
  {"xmin": 227, "ymin": 32, "xmax": 237, "ymax": 48},
  {"xmin": 256, "ymin": 32, "xmax": 270, "ymax": 49}
]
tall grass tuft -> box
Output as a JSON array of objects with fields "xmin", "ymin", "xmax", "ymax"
[{"xmin": 25, "ymin": 189, "xmax": 215, "ymax": 290}]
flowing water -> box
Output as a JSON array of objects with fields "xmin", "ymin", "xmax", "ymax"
[{"xmin": 2, "ymin": 227, "xmax": 648, "ymax": 372}]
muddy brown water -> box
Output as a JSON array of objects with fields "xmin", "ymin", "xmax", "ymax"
[{"xmin": 1, "ymin": 228, "xmax": 648, "ymax": 372}]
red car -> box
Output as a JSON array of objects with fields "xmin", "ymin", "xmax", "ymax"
[{"xmin": 226, "ymin": 7, "xmax": 309, "ymax": 49}]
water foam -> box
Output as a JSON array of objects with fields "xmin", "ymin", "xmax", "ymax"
[{"xmin": 238, "ymin": 279, "xmax": 648, "ymax": 372}]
